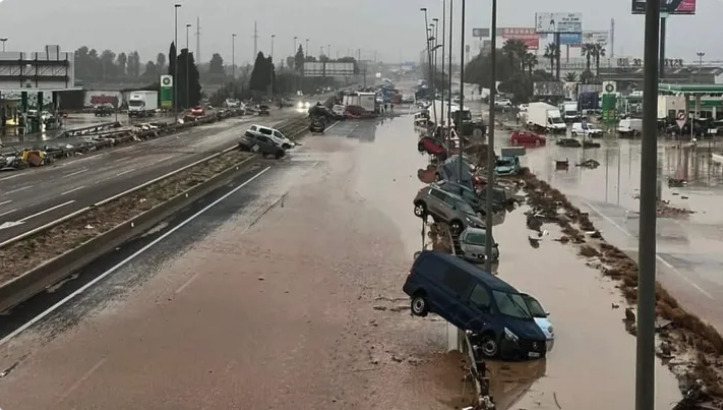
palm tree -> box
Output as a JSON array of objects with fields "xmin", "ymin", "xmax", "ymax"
[
  {"xmin": 543, "ymin": 44, "xmax": 558, "ymax": 77},
  {"xmin": 592, "ymin": 44, "xmax": 606, "ymax": 78},
  {"xmin": 581, "ymin": 43, "xmax": 594, "ymax": 72},
  {"xmin": 522, "ymin": 52, "xmax": 538, "ymax": 77},
  {"xmin": 564, "ymin": 72, "xmax": 578, "ymax": 82},
  {"xmin": 502, "ymin": 39, "xmax": 529, "ymax": 72}
]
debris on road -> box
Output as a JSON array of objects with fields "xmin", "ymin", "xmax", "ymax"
[{"xmin": 576, "ymin": 159, "xmax": 600, "ymax": 169}]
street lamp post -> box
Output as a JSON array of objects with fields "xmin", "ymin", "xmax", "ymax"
[
  {"xmin": 440, "ymin": 1, "xmax": 446, "ymax": 128},
  {"xmin": 186, "ymin": 23, "xmax": 191, "ymax": 109},
  {"xmin": 458, "ymin": 0, "xmax": 465, "ymax": 184},
  {"xmin": 637, "ymin": 0, "xmax": 661, "ymax": 407},
  {"xmin": 173, "ymin": 3, "xmax": 181, "ymax": 113},
  {"xmin": 430, "ymin": 23, "xmax": 436, "ymax": 103},
  {"xmin": 447, "ymin": 0, "xmax": 453, "ymax": 142},
  {"xmin": 306, "ymin": 38, "xmax": 309, "ymax": 55},
  {"xmin": 697, "ymin": 51, "xmax": 705, "ymax": 66},
  {"xmin": 232, "ymin": 34, "xmax": 237, "ymax": 100},
  {"xmin": 0, "ymin": 39, "xmax": 7, "ymax": 52},
  {"xmin": 485, "ymin": 0, "xmax": 498, "ymax": 272},
  {"xmin": 294, "ymin": 36, "xmax": 298, "ymax": 57},
  {"xmin": 271, "ymin": 34, "xmax": 275, "ymax": 59},
  {"xmin": 420, "ymin": 7, "xmax": 437, "ymax": 126}
]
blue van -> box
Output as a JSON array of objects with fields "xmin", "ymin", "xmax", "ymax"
[{"xmin": 403, "ymin": 250, "xmax": 547, "ymax": 360}]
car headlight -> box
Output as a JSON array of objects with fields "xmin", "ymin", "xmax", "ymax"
[
  {"xmin": 504, "ymin": 327, "xmax": 519, "ymax": 342},
  {"xmin": 548, "ymin": 326, "xmax": 554, "ymax": 336}
]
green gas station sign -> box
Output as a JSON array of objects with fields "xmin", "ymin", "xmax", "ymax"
[
  {"xmin": 160, "ymin": 75, "xmax": 173, "ymax": 108},
  {"xmin": 602, "ymin": 93, "xmax": 617, "ymax": 123}
]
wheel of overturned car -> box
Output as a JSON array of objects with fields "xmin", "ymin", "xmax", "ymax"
[
  {"xmin": 413, "ymin": 202, "xmax": 427, "ymax": 218},
  {"xmin": 411, "ymin": 294, "xmax": 429, "ymax": 316},
  {"xmin": 473, "ymin": 127, "xmax": 483, "ymax": 138},
  {"xmin": 480, "ymin": 334, "xmax": 499, "ymax": 358},
  {"xmin": 450, "ymin": 220, "xmax": 464, "ymax": 235}
]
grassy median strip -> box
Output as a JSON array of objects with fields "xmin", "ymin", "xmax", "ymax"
[
  {"xmin": 0, "ymin": 150, "xmax": 256, "ymax": 287},
  {"xmin": 0, "ymin": 119, "xmax": 309, "ymax": 291}
]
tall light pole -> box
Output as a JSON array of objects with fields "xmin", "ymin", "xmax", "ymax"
[
  {"xmin": 173, "ymin": 3, "xmax": 181, "ymax": 113},
  {"xmin": 447, "ymin": 0, "xmax": 453, "ymax": 143},
  {"xmin": 421, "ymin": 7, "xmax": 437, "ymax": 126},
  {"xmin": 697, "ymin": 51, "xmax": 705, "ymax": 66},
  {"xmin": 458, "ymin": 0, "xmax": 465, "ymax": 184},
  {"xmin": 637, "ymin": 0, "xmax": 661, "ymax": 406},
  {"xmin": 305, "ymin": 38, "xmax": 309, "ymax": 55},
  {"xmin": 232, "ymin": 34, "xmax": 237, "ymax": 100},
  {"xmin": 186, "ymin": 23, "xmax": 191, "ymax": 109},
  {"xmin": 293, "ymin": 36, "xmax": 298, "ymax": 56},
  {"xmin": 430, "ymin": 23, "xmax": 436, "ymax": 102},
  {"xmin": 441, "ymin": 0, "xmax": 446, "ymax": 128},
  {"xmin": 484, "ymin": 0, "xmax": 498, "ymax": 272},
  {"xmin": 433, "ymin": 19, "xmax": 439, "ymax": 103},
  {"xmin": 271, "ymin": 34, "xmax": 275, "ymax": 59},
  {"xmin": 0, "ymin": 39, "xmax": 6, "ymax": 52}
]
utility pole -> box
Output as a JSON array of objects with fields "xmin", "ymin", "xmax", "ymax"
[
  {"xmin": 253, "ymin": 21, "xmax": 258, "ymax": 60},
  {"xmin": 232, "ymin": 33, "xmax": 237, "ymax": 100},
  {"xmin": 186, "ymin": 23, "xmax": 191, "ymax": 109},
  {"xmin": 421, "ymin": 7, "xmax": 437, "ymax": 126},
  {"xmin": 637, "ymin": 0, "xmax": 661, "ymax": 407},
  {"xmin": 441, "ymin": 0, "xmax": 446, "ymax": 129},
  {"xmin": 447, "ymin": 0, "xmax": 453, "ymax": 143},
  {"xmin": 485, "ymin": 0, "xmax": 498, "ymax": 272},
  {"xmin": 458, "ymin": 0, "xmax": 465, "ymax": 184},
  {"xmin": 196, "ymin": 17, "xmax": 201, "ymax": 66},
  {"xmin": 174, "ymin": 4, "xmax": 181, "ymax": 113}
]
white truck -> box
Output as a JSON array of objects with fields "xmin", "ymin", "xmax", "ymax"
[
  {"xmin": 527, "ymin": 102, "xmax": 567, "ymax": 134},
  {"xmin": 127, "ymin": 91, "xmax": 158, "ymax": 118},
  {"xmin": 357, "ymin": 92, "xmax": 376, "ymax": 113},
  {"xmin": 560, "ymin": 101, "xmax": 580, "ymax": 122}
]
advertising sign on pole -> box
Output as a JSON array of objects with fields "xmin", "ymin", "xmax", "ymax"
[
  {"xmin": 582, "ymin": 31, "xmax": 609, "ymax": 45},
  {"xmin": 160, "ymin": 75, "xmax": 173, "ymax": 108},
  {"xmin": 632, "ymin": 0, "xmax": 696, "ymax": 15},
  {"xmin": 472, "ymin": 28, "xmax": 490, "ymax": 38},
  {"xmin": 602, "ymin": 93, "xmax": 617, "ymax": 123},
  {"xmin": 497, "ymin": 27, "xmax": 540, "ymax": 50},
  {"xmin": 534, "ymin": 13, "xmax": 583, "ymax": 33},
  {"xmin": 559, "ymin": 33, "xmax": 582, "ymax": 46}
]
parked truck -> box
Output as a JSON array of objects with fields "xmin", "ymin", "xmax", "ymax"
[
  {"xmin": 526, "ymin": 102, "xmax": 567, "ymax": 134},
  {"xmin": 127, "ymin": 91, "xmax": 158, "ymax": 118},
  {"xmin": 560, "ymin": 101, "xmax": 580, "ymax": 122}
]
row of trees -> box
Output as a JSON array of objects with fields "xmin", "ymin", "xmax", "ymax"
[
  {"xmin": 542, "ymin": 42, "xmax": 607, "ymax": 84},
  {"xmin": 75, "ymin": 47, "xmax": 170, "ymax": 84}
]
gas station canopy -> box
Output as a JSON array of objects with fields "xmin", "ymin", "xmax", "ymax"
[{"xmin": 659, "ymin": 83, "xmax": 723, "ymax": 95}]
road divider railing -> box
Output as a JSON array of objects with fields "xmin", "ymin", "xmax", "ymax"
[{"xmin": 0, "ymin": 118, "xmax": 309, "ymax": 314}]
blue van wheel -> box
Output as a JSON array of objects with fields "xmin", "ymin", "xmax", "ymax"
[
  {"xmin": 480, "ymin": 333, "xmax": 499, "ymax": 358},
  {"xmin": 411, "ymin": 294, "xmax": 429, "ymax": 317}
]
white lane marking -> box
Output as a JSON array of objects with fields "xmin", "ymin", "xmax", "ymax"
[
  {"xmin": 5, "ymin": 186, "xmax": 31, "ymax": 194},
  {"xmin": 0, "ymin": 200, "xmax": 12, "ymax": 206},
  {"xmin": 582, "ymin": 200, "xmax": 714, "ymax": 300},
  {"xmin": 0, "ymin": 208, "xmax": 17, "ymax": 218},
  {"xmin": 61, "ymin": 186, "xmax": 86, "ymax": 196},
  {"xmin": 175, "ymin": 272, "xmax": 200, "ymax": 294},
  {"xmin": 0, "ymin": 174, "xmax": 20, "ymax": 181},
  {"xmin": 115, "ymin": 168, "xmax": 136, "ymax": 177},
  {"xmin": 56, "ymin": 358, "xmax": 107, "ymax": 404},
  {"xmin": 0, "ymin": 166, "xmax": 271, "ymax": 347},
  {"xmin": 65, "ymin": 168, "xmax": 88, "ymax": 177},
  {"xmin": 19, "ymin": 200, "xmax": 76, "ymax": 222}
]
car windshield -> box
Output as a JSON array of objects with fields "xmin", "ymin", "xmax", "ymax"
[
  {"xmin": 129, "ymin": 101, "xmax": 144, "ymax": 107},
  {"xmin": 492, "ymin": 290, "xmax": 533, "ymax": 319},
  {"xmin": 496, "ymin": 158, "xmax": 514, "ymax": 167},
  {"xmin": 464, "ymin": 231, "xmax": 489, "ymax": 246},
  {"xmin": 521, "ymin": 294, "xmax": 547, "ymax": 318}
]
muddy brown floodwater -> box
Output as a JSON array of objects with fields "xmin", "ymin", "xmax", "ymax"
[{"xmin": 0, "ymin": 117, "xmax": 475, "ymax": 409}]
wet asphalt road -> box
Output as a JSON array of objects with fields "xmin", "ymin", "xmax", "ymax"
[
  {"xmin": 0, "ymin": 109, "xmax": 300, "ymax": 244},
  {"xmin": 0, "ymin": 115, "xmax": 473, "ymax": 409},
  {"xmin": 0, "ymin": 112, "xmax": 684, "ymax": 409}
]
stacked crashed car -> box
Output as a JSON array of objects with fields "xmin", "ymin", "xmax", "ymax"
[
  {"xmin": 413, "ymin": 184, "xmax": 486, "ymax": 234},
  {"xmin": 238, "ymin": 129, "xmax": 287, "ymax": 159},
  {"xmin": 403, "ymin": 250, "xmax": 548, "ymax": 360}
]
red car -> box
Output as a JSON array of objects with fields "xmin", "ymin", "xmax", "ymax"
[
  {"xmin": 510, "ymin": 130, "xmax": 545, "ymax": 146},
  {"xmin": 417, "ymin": 136, "xmax": 448, "ymax": 159},
  {"xmin": 190, "ymin": 106, "xmax": 205, "ymax": 116}
]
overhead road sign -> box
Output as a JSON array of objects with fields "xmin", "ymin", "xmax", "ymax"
[
  {"xmin": 582, "ymin": 31, "xmax": 608, "ymax": 45},
  {"xmin": 472, "ymin": 28, "xmax": 490, "ymax": 38},
  {"xmin": 534, "ymin": 13, "xmax": 582, "ymax": 34}
]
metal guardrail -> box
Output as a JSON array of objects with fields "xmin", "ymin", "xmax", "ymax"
[
  {"xmin": 0, "ymin": 119, "xmax": 309, "ymax": 314},
  {"xmin": 58, "ymin": 121, "xmax": 122, "ymax": 138}
]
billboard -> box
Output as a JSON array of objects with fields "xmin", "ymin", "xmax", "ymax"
[
  {"xmin": 559, "ymin": 33, "xmax": 582, "ymax": 46},
  {"xmin": 535, "ymin": 13, "xmax": 583, "ymax": 33},
  {"xmin": 498, "ymin": 27, "xmax": 540, "ymax": 50},
  {"xmin": 472, "ymin": 28, "xmax": 490, "ymax": 38},
  {"xmin": 160, "ymin": 75, "xmax": 173, "ymax": 108},
  {"xmin": 582, "ymin": 31, "xmax": 608, "ymax": 45},
  {"xmin": 303, "ymin": 61, "xmax": 355, "ymax": 77},
  {"xmin": 632, "ymin": 0, "xmax": 696, "ymax": 14},
  {"xmin": 533, "ymin": 81, "xmax": 565, "ymax": 97}
]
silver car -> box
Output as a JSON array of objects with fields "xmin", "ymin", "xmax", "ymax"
[
  {"xmin": 413, "ymin": 185, "xmax": 485, "ymax": 234},
  {"xmin": 458, "ymin": 227, "xmax": 499, "ymax": 263}
]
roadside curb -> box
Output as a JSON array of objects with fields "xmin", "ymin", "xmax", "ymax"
[{"xmin": 0, "ymin": 154, "xmax": 261, "ymax": 313}]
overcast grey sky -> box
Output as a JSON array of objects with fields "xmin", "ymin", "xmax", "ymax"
[{"xmin": 0, "ymin": 0, "xmax": 720, "ymax": 65}]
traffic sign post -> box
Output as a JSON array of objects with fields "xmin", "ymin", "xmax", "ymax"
[{"xmin": 675, "ymin": 109, "xmax": 687, "ymax": 130}]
